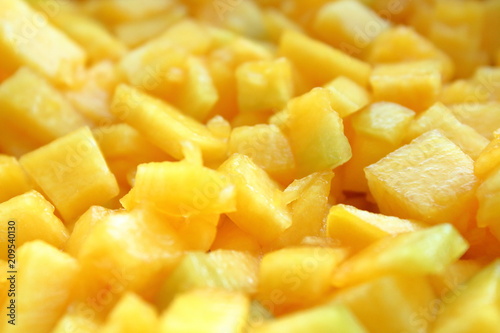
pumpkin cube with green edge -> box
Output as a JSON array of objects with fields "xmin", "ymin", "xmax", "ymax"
[
  {"xmin": 327, "ymin": 204, "xmax": 425, "ymax": 253},
  {"xmin": 275, "ymin": 171, "xmax": 333, "ymax": 248},
  {"xmin": 227, "ymin": 124, "xmax": 295, "ymax": 184},
  {"xmin": 365, "ymin": 130, "xmax": 477, "ymax": 229},
  {"xmin": 0, "ymin": 241, "xmax": 79, "ymax": 333},
  {"xmin": 331, "ymin": 223, "xmax": 468, "ymax": 287},
  {"xmin": 0, "ymin": 191, "xmax": 68, "ymax": 260},
  {"xmin": 236, "ymin": 57, "xmax": 294, "ymax": 113},
  {"xmin": 0, "ymin": 154, "xmax": 32, "ymax": 203},
  {"xmin": 19, "ymin": 127, "xmax": 119, "ymax": 222},
  {"xmin": 323, "ymin": 76, "xmax": 371, "ymax": 118},
  {"xmin": 0, "ymin": 0, "xmax": 86, "ymax": 86},
  {"xmin": 258, "ymin": 247, "xmax": 346, "ymax": 313},
  {"xmin": 331, "ymin": 275, "xmax": 436, "ymax": 333},
  {"xmin": 218, "ymin": 153, "xmax": 292, "ymax": 244},
  {"xmin": 405, "ymin": 102, "xmax": 488, "ymax": 159},
  {"xmin": 254, "ymin": 304, "xmax": 367, "ymax": 333},
  {"xmin": 432, "ymin": 260, "xmax": 500, "ymax": 333},
  {"xmin": 343, "ymin": 102, "xmax": 415, "ymax": 192},
  {"xmin": 370, "ymin": 60, "xmax": 442, "ymax": 112},
  {"xmin": 111, "ymin": 84, "xmax": 227, "ymax": 162},
  {"xmin": 98, "ymin": 293, "xmax": 160, "ymax": 333},
  {"xmin": 160, "ymin": 289, "xmax": 250, "ymax": 333},
  {"xmin": 158, "ymin": 250, "xmax": 259, "ymax": 309},
  {"xmin": 284, "ymin": 88, "xmax": 352, "ymax": 177}
]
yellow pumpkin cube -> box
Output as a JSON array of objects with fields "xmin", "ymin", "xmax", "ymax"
[
  {"xmin": 236, "ymin": 58, "xmax": 294, "ymax": 113},
  {"xmin": 165, "ymin": 213, "xmax": 220, "ymax": 252},
  {"xmin": 111, "ymin": 84, "xmax": 227, "ymax": 162},
  {"xmin": 262, "ymin": 8, "xmax": 302, "ymax": 43},
  {"xmin": 474, "ymin": 129, "xmax": 500, "ymax": 179},
  {"xmin": 476, "ymin": 166, "xmax": 500, "ymax": 229},
  {"xmin": 279, "ymin": 30, "xmax": 371, "ymax": 87},
  {"xmin": 160, "ymin": 289, "xmax": 250, "ymax": 333},
  {"xmin": 99, "ymin": 293, "xmax": 159, "ymax": 333},
  {"xmin": 211, "ymin": 217, "xmax": 262, "ymax": 256},
  {"xmin": 158, "ymin": 250, "xmax": 259, "ymax": 308},
  {"xmin": 0, "ymin": 67, "xmax": 88, "ymax": 148},
  {"xmin": 0, "ymin": 190, "xmax": 68, "ymax": 260},
  {"xmin": 254, "ymin": 304, "xmax": 367, "ymax": 333},
  {"xmin": 228, "ymin": 124, "xmax": 295, "ymax": 184},
  {"xmin": 258, "ymin": 247, "xmax": 346, "ymax": 308},
  {"xmin": 0, "ymin": 241, "xmax": 79, "ymax": 333},
  {"xmin": 332, "ymin": 224, "xmax": 468, "ymax": 287},
  {"xmin": 219, "ymin": 154, "xmax": 292, "ymax": 244},
  {"xmin": 370, "ymin": 60, "xmax": 442, "ymax": 112},
  {"xmin": 406, "ymin": 103, "xmax": 489, "ymax": 159},
  {"xmin": 0, "ymin": 155, "xmax": 31, "ymax": 203},
  {"xmin": 327, "ymin": 204, "xmax": 424, "ymax": 253},
  {"xmin": 313, "ymin": 0, "xmax": 390, "ymax": 57},
  {"xmin": 365, "ymin": 130, "xmax": 477, "ymax": 228},
  {"xmin": 449, "ymin": 102, "xmax": 500, "ymax": 140},
  {"xmin": 323, "ymin": 76, "xmax": 370, "ymax": 118},
  {"xmin": 19, "ymin": 127, "xmax": 119, "ymax": 222},
  {"xmin": 285, "ymin": 88, "xmax": 352, "ymax": 177},
  {"xmin": 0, "ymin": 0, "xmax": 86, "ymax": 86}
]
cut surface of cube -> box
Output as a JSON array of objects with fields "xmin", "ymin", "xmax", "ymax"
[
  {"xmin": 160, "ymin": 289, "xmax": 250, "ymax": 333},
  {"xmin": 313, "ymin": 0, "xmax": 390, "ymax": 57},
  {"xmin": 474, "ymin": 129, "xmax": 500, "ymax": 179},
  {"xmin": 159, "ymin": 250, "xmax": 259, "ymax": 309},
  {"xmin": 406, "ymin": 102, "xmax": 489, "ymax": 159},
  {"xmin": 323, "ymin": 76, "xmax": 370, "ymax": 118},
  {"xmin": 331, "ymin": 224, "xmax": 468, "ymax": 287},
  {"xmin": 0, "ymin": 190, "xmax": 68, "ymax": 259},
  {"xmin": 0, "ymin": 67, "xmax": 89, "ymax": 147},
  {"xmin": 476, "ymin": 166, "xmax": 500, "ymax": 230},
  {"xmin": 254, "ymin": 304, "xmax": 367, "ymax": 333},
  {"xmin": 279, "ymin": 30, "xmax": 371, "ymax": 87},
  {"xmin": 0, "ymin": 154, "xmax": 31, "ymax": 203},
  {"xmin": 285, "ymin": 88, "xmax": 352, "ymax": 177},
  {"xmin": 111, "ymin": 84, "xmax": 227, "ymax": 162},
  {"xmin": 258, "ymin": 247, "xmax": 346, "ymax": 306},
  {"xmin": 327, "ymin": 204, "xmax": 424, "ymax": 253},
  {"xmin": 449, "ymin": 102, "xmax": 500, "ymax": 140},
  {"xmin": 0, "ymin": 0, "xmax": 86, "ymax": 86},
  {"xmin": 365, "ymin": 130, "xmax": 477, "ymax": 228},
  {"xmin": 236, "ymin": 57, "xmax": 294, "ymax": 113},
  {"xmin": 0, "ymin": 240, "xmax": 79, "ymax": 333},
  {"xmin": 219, "ymin": 154, "xmax": 292, "ymax": 244},
  {"xmin": 370, "ymin": 60, "xmax": 441, "ymax": 112},
  {"xmin": 19, "ymin": 127, "xmax": 119, "ymax": 222}
]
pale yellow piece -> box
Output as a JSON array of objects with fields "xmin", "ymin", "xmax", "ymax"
[
  {"xmin": 0, "ymin": 154, "xmax": 32, "ymax": 203},
  {"xmin": 324, "ymin": 76, "xmax": 371, "ymax": 118}
]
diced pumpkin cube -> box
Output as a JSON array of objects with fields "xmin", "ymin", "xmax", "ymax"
[
  {"xmin": 121, "ymin": 160, "xmax": 235, "ymax": 217},
  {"xmin": 476, "ymin": 166, "xmax": 500, "ymax": 229},
  {"xmin": 158, "ymin": 250, "xmax": 259, "ymax": 308},
  {"xmin": 19, "ymin": 127, "xmax": 119, "ymax": 222},
  {"xmin": 332, "ymin": 224, "xmax": 468, "ymax": 287},
  {"xmin": 262, "ymin": 8, "xmax": 303, "ymax": 43},
  {"xmin": 327, "ymin": 204, "xmax": 424, "ymax": 253},
  {"xmin": 370, "ymin": 60, "xmax": 442, "ymax": 112},
  {"xmin": 211, "ymin": 216, "xmax": 262, "ymax": 256},
  {"xmin": 406, "ymin": 103, "xmax": 489, "ymax": 159},
  {"xmin": 254, "ymin": 304, "xmax": 367, "ymax": 333},
  {"xmin": 432, "ymin": 260, "xmax": 500, "ymax": 333},
  {"xmin": 99, "ymin": 293, "xmax": 159, "ymax": 333},
  {"xmin": 236, "ymin": 58, "xmax": 294, "ymax": 113},
  {"xmin": 331, "ymin": 275, "xmax": 436, "ymax": 333},
  {"xmin": 111, "ymin": 84, "xmax": 227, "ymax": 162},
  {"xmin": 228, "ymin": 124, "xmax": 295, "ymax": 184},
  {"xmin": 285, "ymin": 88, "xmax": 352, "ymax": 177},
  {"xmin": 449, "ymin": 102, "xmax": 500, "ymax": 140},
  {"xmin": 428, "ymin": 259, "xmax": 483, "ymax": 296},
  {"xmin": 439, "ymin": 79, "xmax": 494, "ymax": 105},
  {"xmin": 0, "ymin": 67, "xmax": 88, "ymax": 148},
  {"xmin": 0, "ymin": 155, "xmax": 31, "ymax": 202},
  {"xmin": 365, "ymin": 130, "xmax": 477, "ymax": 228},
  {"xmin": 258, "ymin": 247, "xmax": 346, "ymax": 310},
  {"xmin": 367, "ymin": 26, "xmax": 455, "ymax": 81},
  {"xmin": 166, "ymin": 213, "xmax": 220, "ymax": 252},
  {"xmin": 313, "ymin": 0, "xmax": 390, "ymax": 57},
  {"xmin": 276, "ymin": 171, "xmax": 333, "ymax": 247},
  {"xmin": 0, "ymin": 0, "xmax": 86, "ymax": 86},
  {"xmin": 279, "ymin": 30, "xmax": 371, "ymax": 87},
  {"xmin": 323, "ymin": 76, "xmax": 370, "ymax": 118},
  {"xmin": 160, "ymin": 289, "xmax": 250, "ymax": 333},
  {"xmin": 218, "ymin": 154, "xmax": 291, "ymax": 244},
  {"xmin": 474, "ymin": 129, "xmax": 500, "ymax": 179},
  {"xmin": 0, "ymin": 241, "xmax": 79, "ymax": 333},
  {"xmin": 0, "ymin": 191, "xmax": 68, "ymax": 259}
]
